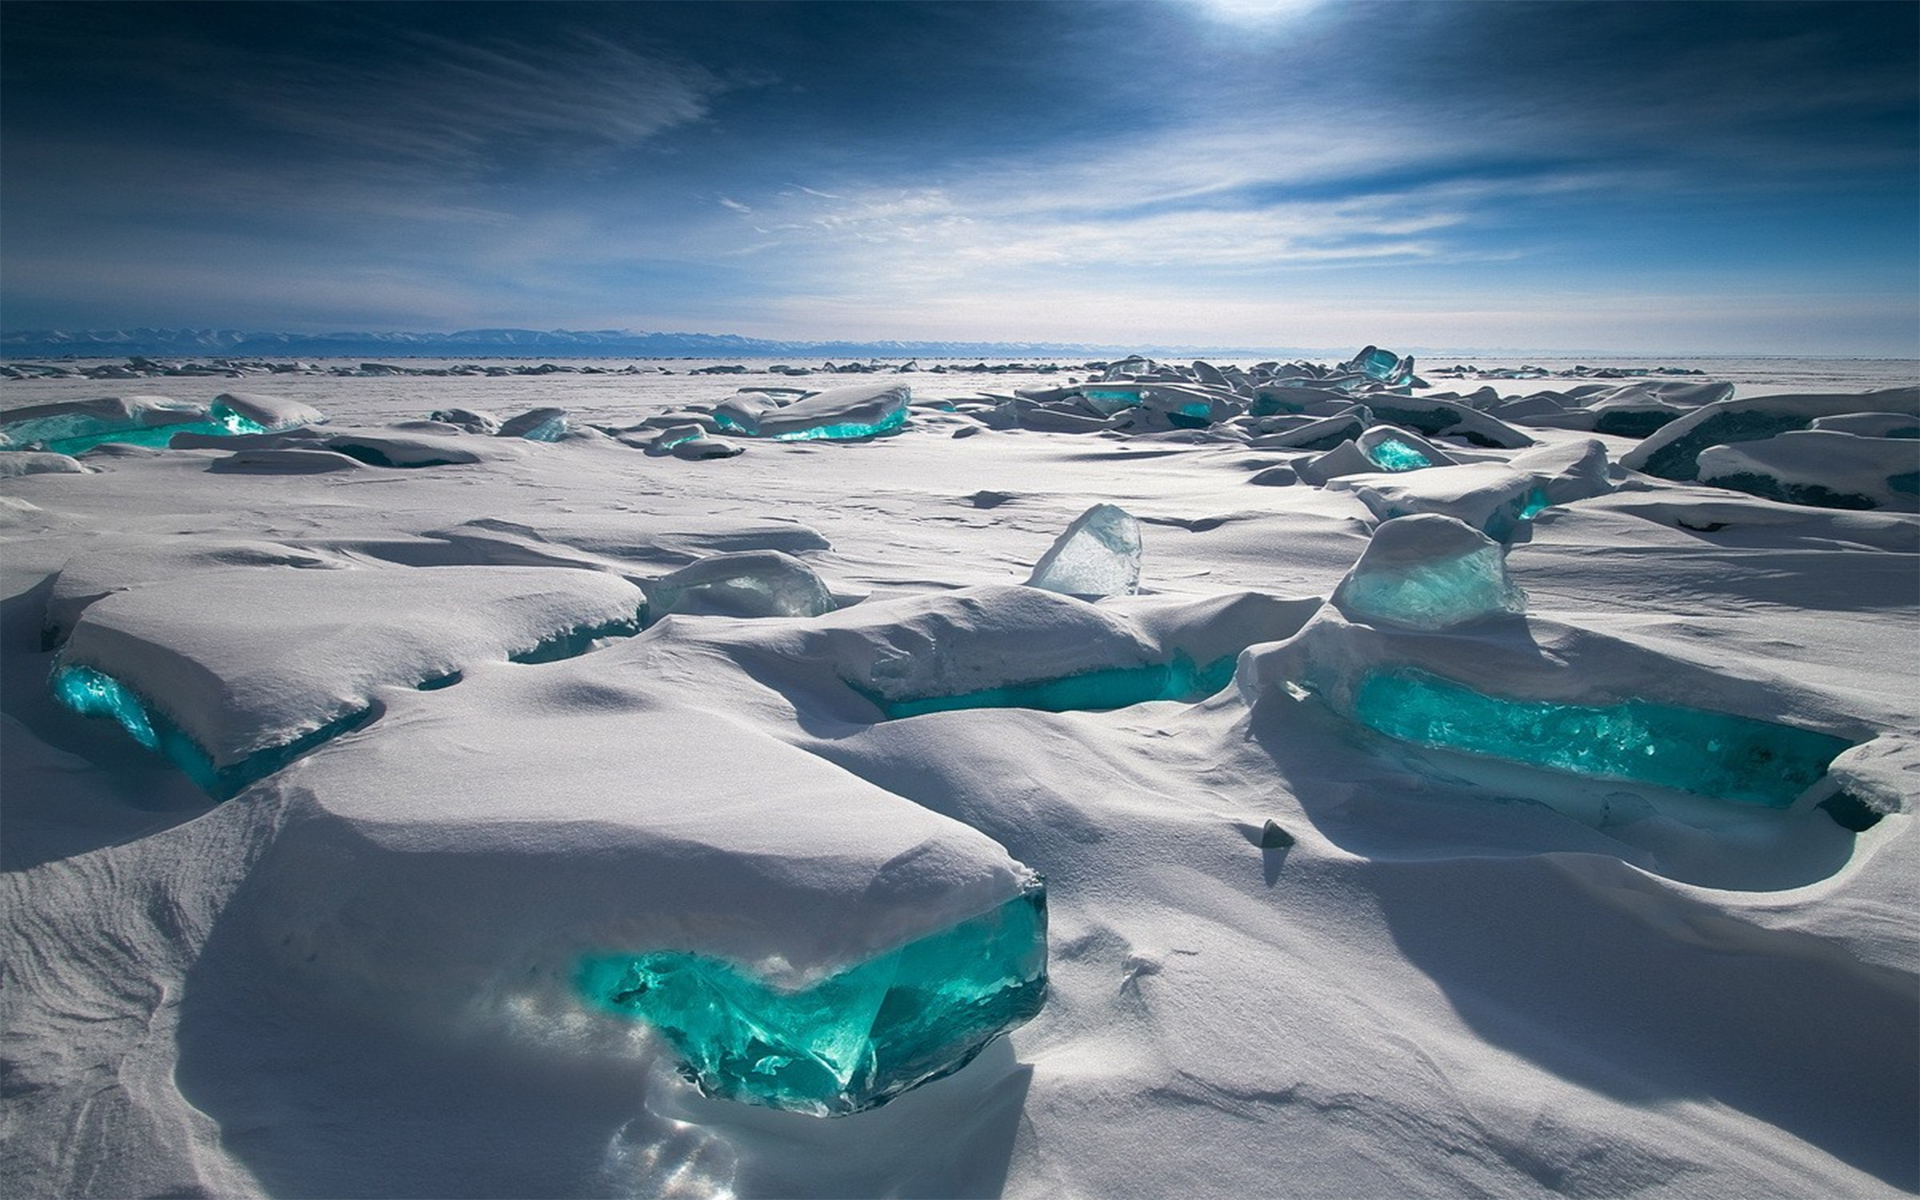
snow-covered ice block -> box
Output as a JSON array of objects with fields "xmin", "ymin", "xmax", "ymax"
[
  {"xmin": 1357, "ymin": 425, "xmax": 1457, "ymax": 472},
  {"xmin": 1246, "ymin": 407, "xmax": 1369, "ymax": 451},
  {"xmin": 1809, "ymin": 412, "xmax": 1920, "ymax": 439},
  {"xmin": 1622, "ymin": 388, "xmax": 1920, "ymax": 481},
  {"xmin": 714, "ymin": 383, "xmax": 911, "ymax": 440},
  {"xmin": 322, "ymin": 430, "xmax": 524, "ymax": 467},
  {"xmin": 0, "ymin": 451, "xmax": 88, "ymax": 477},
  {"xmin": 425, "ymin": 514, "xmax": 831, "ymax": 571},
  {"xmin": 427, "ymin": 406, "xmax": 500, "ymax": 433},
  {"xmin": 497, "ymin": 407, "xmax": 570, "ymax": 441},
  {"xmin": 1335, "ymin": 462, "xmax": 1546, "ymax": 542},
  {"xmin": 1341, "ymin": 345, "xmax": 1414, "ymax": 385},
  {"xmin": 52, "ymin": 565, "xmax": 646, "ymax": 796},
  {"xmin": 242, "ymin": 664, "xmax": 1044, "ymax": 1114},
  {"xmin": 1507, "ymin": 437, "xmax": 1614, "ymax": 507},
  {"xmin": 1333, "ymin": 514, "xmax": 1526, "ymax": 630},
  {"xmin": 1358, "ymin": 395, "xmax": 1535, "ymax": 449},
  {"xmin": 1249, "ymin": 385, "xmax": 1352, "ymax": 417},
  {"xmin": 206, "ymin": 447, "xmax": 368, "ymax": 474},
  {"xmin": 642, "ymin": 550, "xmax": 835, "ymax": 619},
  {"xmin": 1025, "ymin": 503, "xmax": 1142, "ymax": 598},
  {"xmin": 1697, "ymin": 430, "xmax": 1919, "ymax": 511},
  {"xmin": 210, "ymin": 392, "xmax": 326, "ymax": 431},
  {"xmin": 1239, "ymin": 607, "xmax": 1870, "ymax": 820},
  {"xmin": 1297, "ymin": 439, "xmax": 1381, "ymax": 485},
  {"xmin": 0, "ymin": 395, "xmax": 242, "ymax": 455}
]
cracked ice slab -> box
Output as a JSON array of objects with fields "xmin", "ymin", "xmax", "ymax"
[
  {"xmin": 242, "ymin": 663, "xmax": 1043, "ymax": 1099},
  {"xmin": 54, "ymin": 565, "xmax": 646, "ymax": 784}
]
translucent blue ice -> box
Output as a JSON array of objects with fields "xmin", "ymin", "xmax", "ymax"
[
  {"xmin": 1364, "ymin": 437, "xmax": 1433, "ymax": 472},
  {"xmin": 1334, "ymin": 516, "xmax": 1526, "ymax": 630},
  {"xmin": 50, "ymin": 662, "xmax": 373, "ymax": 799},
  {"xmin": 713, "ymin": 407, "xmax": 909, "ymax": 441},
  {"xmin": 10, "ymin": 406, "xmax": 271, "ymax": 456},
  {"xmin": 860, "ymin": 653, "xmax": 1237, "ymax": 719},
  {"xmin": 1026, "ymin": 503, "xmax": 1142, "ymax": 597},
  {"xmin": 1351, "ymin": 668, "xmax": 1854, "ymax": 808},
  {"xmin": 577, "ymin": 882, "xmax": 1047, "ymax": 1116}
]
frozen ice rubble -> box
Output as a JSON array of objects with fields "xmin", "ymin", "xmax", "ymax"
[
  {"xmin": 52, "ymin": 565, "xmax": 645, "ymax": 797},
  {"xmin": 578, "ymin": 878, "xmax": 1046, "ymax": 1116},
  {"xmin": 1333, "ymin": 515, "xmax": 1526, "ymax": 631},
  {"xmin": 241, "ymin": 667, "xmax": 1044, "ymax": 1115},
  {"xmin": 1025, "ymin": 503, "xmax": 1142, "ymax": 598}
]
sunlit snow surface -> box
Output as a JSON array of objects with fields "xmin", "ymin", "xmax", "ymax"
[{"xmin": 2, "ymin": 355, "xmax": 1917, "ymax": 1200}]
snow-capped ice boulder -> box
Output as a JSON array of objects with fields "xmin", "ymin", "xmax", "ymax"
[
  {"xmin": 1621, "ymin": 388, "xmax": 1920, "ymax": 481},
  {"xmin": 1239, "ymin": 605, "xmax": 1872, "ymax": 823},
  {"xmin": 1334, "ymin": 463, "xmax": 1547, "ymax": 542},
  {"xmin": 210, "ymin": 392, "xmax": 327, "ymax": 431},
  {"xmin": 0, "ymin": 395, "xmax": 226, "ymax": 454},
  {"xmin": 1507, "ymin": 437, "xmax": 1614, "ymax": 506},
  {"xmin": 714, "ymin": 383, "xmax": 911, "ymax": 440},
  {"xmin": 496, "ymin": 407, "xmax": 570, "ymax": 441},
  {"xmin": 242, "ymin": 659, "xmax": 1044, "ymax": 1115},
  {"xmin": 0, "ymin": 451, "xmax": 88, "ymax": 477},
  {"xmin": 1697, "ymin": 430, "xmax": 1920, "ymax": 511},
  {"xmin": 1356, "ymin": 425, "xmax": 1458, "ymax": 472},
  {"xmin": 1296, "ymin": 439, "xmax": 1380, "ymax": 485},
  {"xmin": 427, "ymin": 406, "xmax": 500, "ymax": 433},
  {"xmin": 1332, "ymin": 514, "xmax": 1526, "ymax": 631},
  {"xmin": 1245, "ymin": 406, "xmax": 1369, "ymax": 451},
  {"xmin": 52, "ymin": 565, "xmax": 646, "ymax": 796},
  {"xmin": 641, "ymin": 550, "xmax": 836, "ymax": 619},
  {"xmin": 1025, "ymin": 503, "xmax": 1142, "ymax": 598},
  {"xmin": 1358, "ymin": 395, "xmax": 1535, "ymax": 449},
  {"xmin": 322, "ymin": 430, "xmax": 524, "ymax": 467},
  {"xmin": 1809, "ymin": 411, "xmax": 1920, "ymax": 439}
]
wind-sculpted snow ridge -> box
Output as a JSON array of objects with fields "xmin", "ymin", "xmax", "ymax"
[{"xmin": 51, "ymin": 565, "xmax": 646, "ymax": 797}]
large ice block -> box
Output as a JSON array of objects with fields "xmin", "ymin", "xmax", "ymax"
[
  {"xmin": 643, "ymin": 550, "xmax": 835, "ymax": 620},
  {"xmin": 1333, "ymin": 514, "xmax": 1526, "ymax": 630},
  {"xmin": 0, "ymin": 395, "xmax": 266, "ymax": 455},
  {"xmin": 1025, "ymin": 504, "xmax": 1142, "ymax": 598},
  {"xmin": 578, "ymin": 881, "xmax": 1047, "ymax": 1116},
  {"xmin": 1352, "ymin": 667, "xmax": 1854, "ymax": 808},
  {"xmin": 713, "ymin": 384, "xmax": 911, "ymax": 441}
]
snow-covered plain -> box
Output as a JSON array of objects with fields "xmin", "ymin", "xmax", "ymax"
[{"xmin": 2, "ymin": 356, "xmax": 1916, "ymax": 1199}]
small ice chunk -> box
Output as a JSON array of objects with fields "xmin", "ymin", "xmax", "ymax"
[
  {"xmin": 0, "ymin": 395, "xmax": 244, "ymax": 454},
  {"xmin": 211, "ymin": 392, "xmax": 326, "ymax": 431},
  {"xmin": 1333, "ymin": 514, "xmax": 1526, "ymax": 630},
  {"xmin": 0, "ymin": 451, "xmax": 88, "ymax": 477},
  {"xmin": 1343, "ymin": 345, "xmax": 1413, "ymax": 385},
  {"xmin": 1025, "ymin": 503, "xmax": 1142, "ymax": 598},
  {"xmin": 497, "ymin": 407, "xmax": 570, "ymax": 441},
  {"xmin": 428, "ymin": 407, "xmax": 501, "ymax": 434}
]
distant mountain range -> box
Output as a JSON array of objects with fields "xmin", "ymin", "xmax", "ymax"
[{"xmin": 0, "ymin": 327, "xmax": 1213, "ymax": 361}]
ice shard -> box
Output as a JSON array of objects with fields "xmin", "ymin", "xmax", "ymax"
[
  {"xmin": 1333, "ymin": 514, "xmax": 1526, "ymax": 631},
  {"xmin": 578, "ymin": 881, "xmax": 1047, "ymax": 1116},
  {"xmin": 1025, "ymin": 503, "xmax": 1142, "ymax": 598},
  {"xmin": 1351, "ymin": 667, "xmax": 1855, "ymax": 808}
]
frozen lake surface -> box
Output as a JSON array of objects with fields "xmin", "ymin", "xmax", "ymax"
[{"xmin": 2, "ymin": 354, "xmax": 1916, "ymax": 1199}]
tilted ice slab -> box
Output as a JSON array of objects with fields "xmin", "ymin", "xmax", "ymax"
[
  {"xmin": 1621, "ymin": 388, "xmax": 1920, "ymax": 482},
  {"xmin": 1353, "ymin": 395, "xmax": 1535, "ymax": 449},
  {"xmin": 1506, "ymin": 381, "xmax": 1735, "ymax": 438},
  {"xmin": 53, "ymin": 565, "xmax": 645, "ymax": 796},
  {"xmin": 1332, "ymin": 514, "xmax": 1526, "ymax": 631},
  {"xmin": 242, "ymin": 663, "xmax": 1043, "ymax": 1115},
  {"xmin": 1697, "ymin": 430, "xmax": 1920, "ymax": 512},
  {"xmin": 1025, "ymin": 503, "xmax": 1142, "ymax": 598},
  {"xmin": 1356, "ymin": 425, "xmax": 1458, "ymax": 472},
  {"xmin": 0, "ymin": 395, "xmax": 253, "ymax": 455},
  {"xmin": 497, "ymin": 406, "xmax": 570, "ymax": 441},
  {"xmin": 713, "ymin": 383, "xmax": 912, "ymax": 440},
  {"xmin": 641, "ymin": 550, "xmax": 837, "ymax": 620},
  {"xmin": 208, "ymin": 391, "xmax": 328, "ymax": 432},
  {"xmin": 1239, "ymin": 606, "xmax": 1877, "ymax": 823}
]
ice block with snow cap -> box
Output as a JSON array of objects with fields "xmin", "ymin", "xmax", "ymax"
[
  {"xmin": 1332, "ymin": 514, "xmax": 1526, "ymax": 631},
  {"xmin": 1025, "ymin": 503, "xmax": 1142, "ymax": 598}
]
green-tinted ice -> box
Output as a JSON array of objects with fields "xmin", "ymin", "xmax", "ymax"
[
  {"xmin": 578, "ymin": 882, "xmax": 1048, "ymax": 1116},
  {"xmin": 1351, "ymin": 668, "xmax": 1854, "ymax": 808},
  {"xmin": 31, "ymin": 405, "xmax": 271, "ymax": 456},
  {"xmin": 859, "ymin": 653, "xmax": 1237, "ymax": 719},
  {"xmin": 50, "ymin": 662, "xmax": 371, "ymax": 799},
  {"xmin": 713, "ymin": 407, "xmax": 909, "ymax": 441}
]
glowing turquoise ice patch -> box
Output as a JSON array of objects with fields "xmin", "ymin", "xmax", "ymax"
[
  {"xmin": 1081, "ymin": 388, "xmax": 1143, "ymax": 416},
  {"xmin": 1365, "ymin": 438, "xmax": 1433, "ymax": 472},
  {"xmin": 51, "ymin": 662, "xmax": 373, "ymax": 799},
  {"xmin": 1516, "ymin": 488, "xmax": 1551, "ymax": 520},
  {"xmin": 713, "ymin": 408, "xmax": 909, "ymax": 442},
  {"xmin": 34, "ymin": 409, "xmax": 272, "ymax": 456},
  {"xmin": 578, "ymin": 882, "xmax": 1047, "ymax": 1116},
  {"xmin": 1350, "ymin": 667, "xmax": 1854, "ymax": 808},
  {"xmin": 858, "ymin": 653, "xmax": 1237, "ymax": 719},
  {"xmin": 1338, "ymin": 547, "xmax": 1523, "ymax": 630},
  {"xmin": 506, "ymin": 610, "xmax": 647, "ymax": 663}
]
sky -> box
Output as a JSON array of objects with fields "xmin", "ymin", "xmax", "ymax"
[{"xmin": 3, "ymin": 0, "xmax": 1917, "ymax": 354}]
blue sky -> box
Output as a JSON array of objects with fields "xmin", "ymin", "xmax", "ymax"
[{"xmin": 4, "ymin": 0, "xmax": 1916, "ymax": 353}]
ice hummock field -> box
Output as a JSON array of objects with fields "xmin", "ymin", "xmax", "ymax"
[{"xmin": 2, "ymin": 353, "xmax": 1916, "ymax": 1200}]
